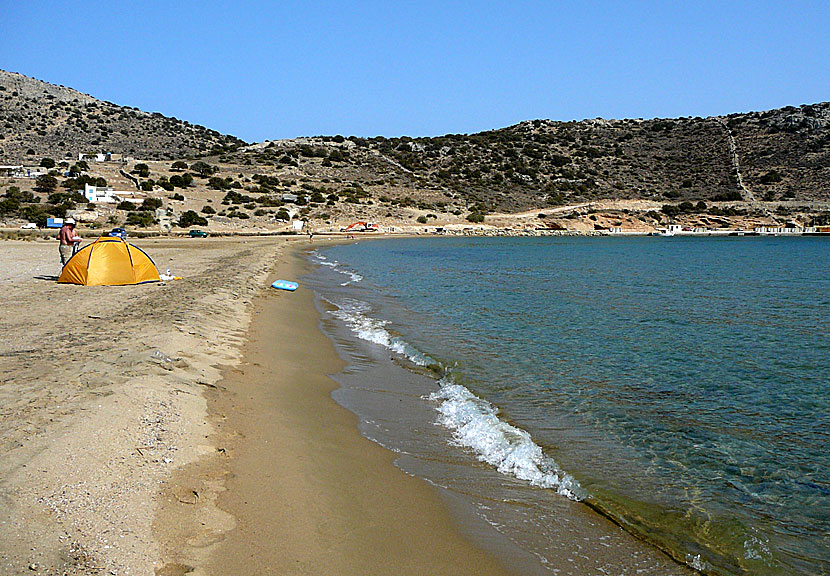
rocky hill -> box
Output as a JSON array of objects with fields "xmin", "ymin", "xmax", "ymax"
[
  {"xmin": 1, "ymin": 69, "xmax": 828, "ymax": 236},
  {"xmin": 0, "ymin": 70, "xmax": 245, "ymax": 162},
  {"xmin": 217, "ymin": 106, "xmax": 829, "ymax": 212}
]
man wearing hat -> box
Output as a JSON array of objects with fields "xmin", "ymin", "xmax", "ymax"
[{"xmin": 58, "ymin": 217, "xmax": 82, "ymax": 266}]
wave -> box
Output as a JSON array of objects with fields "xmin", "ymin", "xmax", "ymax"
[
  {"xmin": 327, "ymin": 298, "xmax": 432, "ymax": 366},
  {"xmin": 429, "ymin": 379, "xmax": 586, "ymax": 501},
  {"xmin": 312, "ymin": 251, "xmax": 362, "ymax": 284},
  {"xmin": 325, "ymin": 293, "xmax": 585, "ymax": 502},
  {"xmin": 340, "ymin": 271, "xmax": 363, "ymax": 286}
]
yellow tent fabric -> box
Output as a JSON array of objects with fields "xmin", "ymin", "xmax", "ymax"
[{"xmin": 58, "ymin": 237, "xmax": 161, "ymax": 286}]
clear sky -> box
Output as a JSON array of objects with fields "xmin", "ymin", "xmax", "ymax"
[{"xmin": 1, "ymin": 1, "xmax": 827, "ymax": 142}]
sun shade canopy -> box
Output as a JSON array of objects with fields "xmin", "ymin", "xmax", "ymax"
[{"xmin": 58, "ymin": 237, "xmax": 161, "ymax": 286}]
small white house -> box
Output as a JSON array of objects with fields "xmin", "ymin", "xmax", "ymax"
[
  {"xmin": 78, "ymin": 152, "xmax": 123, "ymax": 163},
  {"xmin": 84, "ymin": 183, "xmax": 138, "ymax": 203}
]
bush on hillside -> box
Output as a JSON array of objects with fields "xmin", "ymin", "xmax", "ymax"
[
  {"xmin": 139, "ymin": 197, "xmax": 163, "ymax": 211},
  {"xmin": 62, "ymin": 175, "xmax": 107, "ymax": 191},
  {"xmin": 133, "ymin": 163, "xmax": 150, "ymax": 178},
  {"xmin": 466, "ymin": 212, "xmax": 485, "ymax": 223},
  {"xmin": 712, "ymin": 190, "xmax": 743, "ymax": 202},
  {"xmin": 177, "ymin": 210, "xmax": 208, "ymax": 227},
  {"xmin": 155, "ymin": 177, "xmax": 174, "ymax": 191},
  {"xmin": 126, "ymin": 211, "xmax": 155, "ymax": 227},
  {"xmin": 190, "ymin": 161, "xmax": 217, "ymax": 177},
  {"xmin": 759, "ymin": 170, "xmax": 783, "ymax": 184},
  {"xmin": 35, "ymin": 174, "xmax": 58, "ymax": 193}
]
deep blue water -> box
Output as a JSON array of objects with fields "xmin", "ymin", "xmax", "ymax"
[{"xmin": 313, "ymin": 236, "xmax": 829, "ymax": 576}]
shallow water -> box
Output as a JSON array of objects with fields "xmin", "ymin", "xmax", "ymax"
[{"xmin": 306, "ymin": 236, "xmax": 829, "ymax": 576}]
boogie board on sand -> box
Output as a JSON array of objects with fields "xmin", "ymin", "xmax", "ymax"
[{"xmin": 272, "ymin": 280, "xmax": 299, "ymax": 291}]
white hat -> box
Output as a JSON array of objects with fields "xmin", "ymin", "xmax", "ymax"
[{"xmin": 65, "ymin": 217, "xmax": 76, "ymax": 225}]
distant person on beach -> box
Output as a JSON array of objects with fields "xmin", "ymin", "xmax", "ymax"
[{"xmin": 58, "ymin": 218, "xmax": 81, "ymax": 265}]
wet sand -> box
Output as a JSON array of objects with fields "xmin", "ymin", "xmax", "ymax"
[{"xmin": 156, "ymin": 242, "xmax": 519, "ymax": 575}]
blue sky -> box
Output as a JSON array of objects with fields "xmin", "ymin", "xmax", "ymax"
[{"xmin": 1, "ymin": 1, "xmax": 827, "ymax": 142}]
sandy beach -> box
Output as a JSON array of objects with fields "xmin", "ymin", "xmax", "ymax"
[
  {"xmin": 0, "ymin": 235, "xmax": 515, "ymax": 575},
  {"xmin": 0, "ymin": 235, "xmax": 281, "ymax": 574}
]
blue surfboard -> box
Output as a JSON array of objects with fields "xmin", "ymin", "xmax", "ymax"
[{"xmin": 272, "ymin": 280, "xmax": 299, "ymax": 291}]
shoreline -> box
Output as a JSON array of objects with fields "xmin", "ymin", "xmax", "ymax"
[
  {"xmin": 304, "ymin": 239, "xmax": 701, "ymax": 576},
  {"xmin": 156, "ymin": 240, "xmax": 521, "ymax": 575},
  {"xmin": 0, "ymin": 235, "xmax": 678, "ymax": 576}
]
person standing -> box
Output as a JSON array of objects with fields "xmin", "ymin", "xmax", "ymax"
[{"xmin": 58, "ymin": 217, "xmax": 81, "ymax": 266}]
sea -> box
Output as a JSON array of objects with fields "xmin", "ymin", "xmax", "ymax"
[{"xmin": 304, "ymin": 236, "xmax": 829, "ymax": 576}]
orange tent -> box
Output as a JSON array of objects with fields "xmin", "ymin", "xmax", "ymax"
[{"xmin": 58, "ymin": 237, "xmax": 161, "ymax": 286}]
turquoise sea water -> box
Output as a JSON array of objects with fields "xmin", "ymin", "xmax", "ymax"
[{"xmin": 308, "ymin": 236, "xmax": 829, "ymax": 576}]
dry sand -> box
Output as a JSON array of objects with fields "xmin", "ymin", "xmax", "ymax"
[
  {"xmin": 0, "ymin": 235, "xmax": 280, "ymax": 574},
  {"xmin": 0, "ymin": 236, "xmax": 515, "ymax": 575}
]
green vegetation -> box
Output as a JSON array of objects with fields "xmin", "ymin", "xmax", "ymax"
[
  {"xmin": 711, "ymin": 190, "xmax": 743, "ymax": 202},
  {"xmin": 133, "ymin": 163, "xmax": 150, "ymax": 178},
  {"xmin": 170, "ymin": 173, "xmax": 193, "ymax": 188},
  {"xmin": 466, "ymin": 212, "xmax": 485, "ymax": 223},
  {"xmin": 178, "ymin": 210, "xmax": 208, "ymax": 227},
  {"xmin": 759, "ymin": 170, "xmax": 782, "ymax": 184},
  {"xmin": 139, "ymin": 197, "xmax": 163, "ymax": 211},
  {"xmin": 126, "ymin": 211, "xmax": 155, "ymax": 227},
  {"xmin": 62, "ymin": 174, "xmax": 107, "ymax": 191},
  {"xmin": 190, "ymin": 161, "xmax": 218, "ymax": 177},
  {"xmin": 34, "ymin": 174, "xmax": 58, "ymax": 193}
]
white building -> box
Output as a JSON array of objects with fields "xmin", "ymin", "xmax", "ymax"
[
  {"xmin": 84, "ymin": 183, "xmax": 140, "ymax": 203},
  {"xmin": 78, "ymin": 152, "xmax": 125, "ymax": 163}
]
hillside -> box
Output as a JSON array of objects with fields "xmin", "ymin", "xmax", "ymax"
[
  {"xmin": 215, "ymin": 106, "xmax": 829, "ymax": 213},
  {"xmin": 0, "ymin": 70, "xmax": 244, "ymax": 161},
  {"xmin": 0, "ymin": 69, "xmax": 828, "ymax": 235}
]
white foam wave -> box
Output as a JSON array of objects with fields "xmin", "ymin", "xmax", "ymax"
[
  {"xmin": 328, "ymin": 299, "xmax": 431, "ymax": 366},
  {"xmin": 340, "ymin": 271, "xmax": 363, "ymax": 286},
  {"xmin": 312, "ymin": 252, "xmax": 361, "ymax": 283},
  {"xmin": 429, "ymin": 380, "xmax": 586, "ymax": 501}
]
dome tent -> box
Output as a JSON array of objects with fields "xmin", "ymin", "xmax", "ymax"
[{"xmin": 58, "ymin": 236, "xmax": 161, "ymax": 286}]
